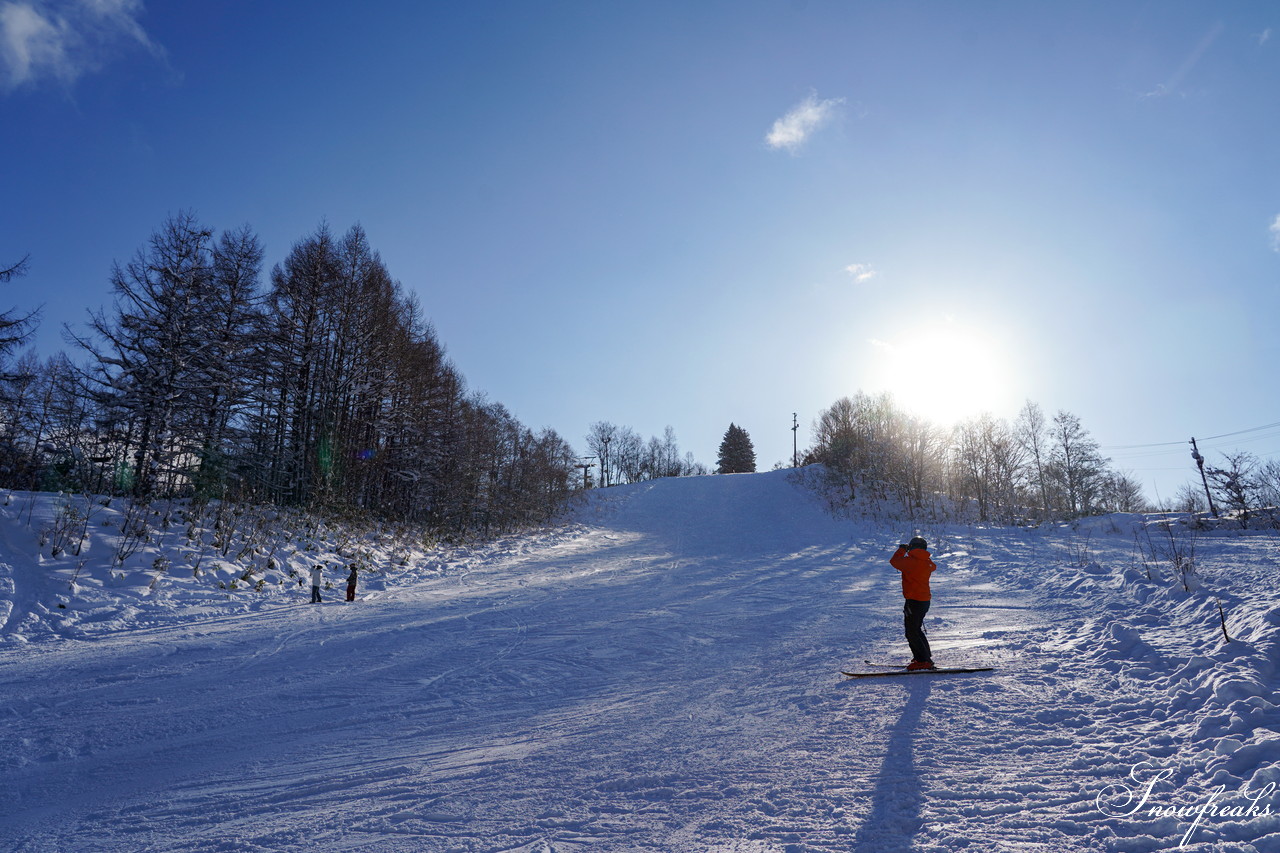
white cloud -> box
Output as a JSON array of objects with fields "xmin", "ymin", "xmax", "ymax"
[
  {"xmin": 1270, "ymin": 214, "xmax": 1280, "ymax": 251},
  {"xmin": 1, "ymin": 0, "xmax": 159, "ymax": 91},
  {"xmin": 765, "ymin": 92, "xmax": 844, "ymax": 153},
  {"xmin": 844, "ymin": 263, "xmax": 877, "ymax": 283},
  {"xmin": 1257, "ymin": 28, "xmax": 1272, "ymax": 47}
]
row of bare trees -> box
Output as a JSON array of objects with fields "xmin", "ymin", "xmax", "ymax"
[
  {"xmin": 0, "ymin": 216, "xmax": 578, "ymax": 539},
  {"xmin": 807, "ymin": 392, "xmax": 1145, "ymax": 523},
  {"xmin": 583, "ymin": 422, "xmax": 707, "ymax": 487}
]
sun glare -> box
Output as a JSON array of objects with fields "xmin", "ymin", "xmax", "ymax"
[{"xmin": 867, "ymin": 321, "xmax": 1016, "ymax": 427}]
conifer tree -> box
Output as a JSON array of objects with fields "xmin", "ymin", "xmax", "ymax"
[{"xmin": 717, "ymin": 423, "xmax": 756, "ymax": 474}]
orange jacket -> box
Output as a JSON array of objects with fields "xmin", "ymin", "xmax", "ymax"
[{"xmin": 890, "ymin": 546, "xmax": 936, "ymax": 601}]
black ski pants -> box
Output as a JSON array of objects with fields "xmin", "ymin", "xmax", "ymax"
[{"xmin": 903, "ymin": 599, "xmax": 931, "ymax": 663}]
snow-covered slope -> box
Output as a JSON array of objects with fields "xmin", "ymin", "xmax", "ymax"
[{"xmin": 1, "ymin": 470, "xmax": 1278, "ymax": 851}]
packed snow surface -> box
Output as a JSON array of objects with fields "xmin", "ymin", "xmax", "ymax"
[{"xmin": 2, "ymin": 469, "xmax": 1280, "ymax": 851}]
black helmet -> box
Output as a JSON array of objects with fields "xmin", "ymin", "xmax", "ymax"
[{"xmin": 908, "ymin": 536, "xmax": 928, "ymax": 551}]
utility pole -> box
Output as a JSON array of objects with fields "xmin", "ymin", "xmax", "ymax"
[
  {"xmin": 1189, "ymin": 438, "xmax": 1219, "ymax": 517},
  {"xmin": 792, "ymin": 412, "xmax": 799, "ymax": 468},
  {"xmin": 575, "ymin": 456, "xmax": 597, "ymax": 490},
  {"xmin": 601, "ymin": 436, "xmax": 611, "ymax": 488}
]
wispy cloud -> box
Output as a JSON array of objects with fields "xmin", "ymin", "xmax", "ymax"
[
  {"xmin": 844, "ymin": 263, "xmax": 877, "ymax": 283},
  {"xmin": 0, "ymin": 0, "xmax": 161, "ymax": 92},
  {"xmin": 1142, "ymin": 21, "xmax": 1223, "ymax": 99},
  {"xmin": 765, "ymin": 92, "xmax": 844, "ymax": 153},
  {"xmin": 1256, "ymin": 28, "xmax": 1272, "ymax": 47},
  {"xmin": 1269, "ymin": 214, "xmax": 1280, "ymax": 251}
]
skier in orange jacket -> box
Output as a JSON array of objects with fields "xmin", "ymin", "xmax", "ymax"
[{"xmin": 890, "ymin": 536, "xmax": 936, "ymax": 670}]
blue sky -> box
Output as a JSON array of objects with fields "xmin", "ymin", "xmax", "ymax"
[{"xmin": 4, "ymin": 0, "xmax": 1280, "ymax": 501}]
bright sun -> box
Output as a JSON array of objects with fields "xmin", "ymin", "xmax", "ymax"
[{"xmin": 867, "ymin": 321, "xmax": 1016, "ymax": 427}]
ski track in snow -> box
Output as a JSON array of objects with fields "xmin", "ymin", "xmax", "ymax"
[{"xmin": 2, "ymin": 471, "xmax": 1279, "ymax": 851}]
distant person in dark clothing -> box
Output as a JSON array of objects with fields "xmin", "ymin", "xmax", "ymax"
[
  {"xmin": 346, "ymin": 566, "xmax": 358, "ymax": 602},
  {"xmin": 890, "ymin": 537, "xmax": 936, "ymax": 670}
]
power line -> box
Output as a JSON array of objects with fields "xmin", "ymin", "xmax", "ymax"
[
  {"xmin": 1108, "ymin": 429, "xmax": 1280, "ymax": 461},
  {"xmin": 1100, "ymin": 418, "xmax": 1280, "ymax": 452},
  {"xmin": 1202, "ymin": 428, "xmax": 1280, "ymax": 450},
  {"xmin": 1102, "ymin": 438, "xmax": 1187, "ymax": 450},
  {"xmin": 1107, "ymin": 446, "xmax": 1196, "ymax": 461},
  {"xmin": 1201, "ymin": 419, "xmax": 1280, "ymax": 442}
]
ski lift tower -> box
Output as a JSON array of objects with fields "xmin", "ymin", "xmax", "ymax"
[
  {"xmin": 575, "ymin": 456, "xmax": 597, "ymax": 490},
  {"xmin": 792, "ymin": 412, "xmax": 799, "ymax": 468}
]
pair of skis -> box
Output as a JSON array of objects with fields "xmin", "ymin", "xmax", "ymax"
[{"xmin": 841, "ymin": 659, "xmax": 993, "ymax": 679}]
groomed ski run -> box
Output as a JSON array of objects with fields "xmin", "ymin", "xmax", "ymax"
[{"xmin": 2, "ymin": 468, "xmax": 1279, "ymax": 851}]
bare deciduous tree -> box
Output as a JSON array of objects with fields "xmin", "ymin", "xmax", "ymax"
[
  {"xmin": 1048, "ymin": 410, "xmax": 1108, "ymax": 517},
  {"xmin": 1206, "ymin": 452, "xmax": 1262, "ymax": 529},
  {"xmin": 1015, "ymin": 401, "xmax": 1051, "ymax": 521},
  {"xmin": 39, "ymin": 217, "xmax": 578, "ymax": 541}
]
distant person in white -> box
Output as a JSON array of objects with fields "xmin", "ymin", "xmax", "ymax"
[{"xmin": 310, "ymin": 564, "xmax": 323, "ymax": 604}]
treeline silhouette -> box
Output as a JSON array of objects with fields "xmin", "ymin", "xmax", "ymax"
[{"xmin": 1, "ymin": 214, "xmax": 576, "ymax": 539}]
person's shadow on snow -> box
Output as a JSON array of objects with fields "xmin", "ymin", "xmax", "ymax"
[{"xmin": 852, "ymin": 678, "xmax": 931, "ymax": 852}]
